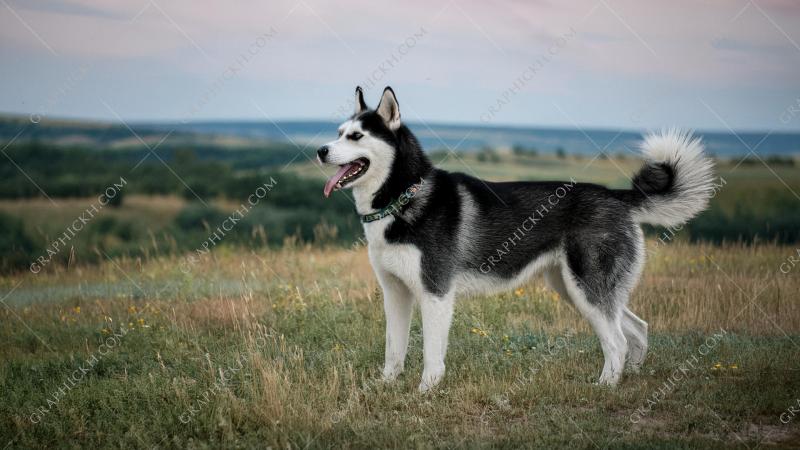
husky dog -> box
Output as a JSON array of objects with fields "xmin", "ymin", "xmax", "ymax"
[{"xmin": 318, "ymin": 86, "xmax": 714, "ymax": 392}]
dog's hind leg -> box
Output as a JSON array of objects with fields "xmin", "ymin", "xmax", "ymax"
[
  {"xmin": 377, "ymin": 270, "xmax": 414, "ymax": 382},
  {"xmin": 418, "ymin": 291, "xmax": 455, "ymax": 393},
  {"xmin": 559, "ymin": 264, "xmax": 627, "ymax": 386},
  {"xmin": 622, "ymin": 307, "xmax": 648, "ymax": 372},
  {"xmin": 620, "ymin": 228, "xmax": 648, "ymax": 372}
]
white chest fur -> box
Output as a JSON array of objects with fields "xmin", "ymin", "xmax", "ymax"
[{"xmin": 364, "ymin": 217, "xmax": 426, "ymax": 297}]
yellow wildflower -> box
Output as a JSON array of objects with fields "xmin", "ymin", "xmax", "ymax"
[
  {"xmin": 470, "ymin": 327, "xmax": 488, "ymax": 337},
  {"xmin": 514, "ymin": 288, "xmax": 525, "ymax": 297},
  {"xmin": 72, "ymin": 306, "xmax": 81, "ymax": 314}
]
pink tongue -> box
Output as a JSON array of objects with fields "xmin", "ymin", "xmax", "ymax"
[{"xmin": 323, "ymin": 163, "xmax": 356, "ymax": 198}]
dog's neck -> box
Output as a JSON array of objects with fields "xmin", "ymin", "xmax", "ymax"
[
  {"xmin": 353, "ymin": 125, "xmax": 433, "ymax": 215},
  {"xmin": 352, "ymin": 183, "xmax": 382, "ymax": 215}
]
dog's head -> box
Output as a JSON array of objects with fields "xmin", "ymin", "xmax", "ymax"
[{"xmin": 318, "ymin": 86, "xmax": 402, "ymax": 198}]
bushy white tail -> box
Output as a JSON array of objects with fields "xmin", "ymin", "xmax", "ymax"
[{"xmin": 630, "ymin": 130, "xmax": 715, "ymax": 227}]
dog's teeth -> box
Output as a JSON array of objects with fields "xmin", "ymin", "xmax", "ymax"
[{"xmin": 336, "ymin": 162, "xmax": 367, "ymax": 189}]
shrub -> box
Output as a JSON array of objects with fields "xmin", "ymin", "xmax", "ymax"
[
  {"xmin": 0, "ymin": 212, "xmax": 36, "ymax": 272},
  {"xmin": 174, "ymin": 203, "xmax": 228, "ymax": 231},
  {"xmin": 100, "ymin": 189, "xmax": 124, "ymax": 207}
]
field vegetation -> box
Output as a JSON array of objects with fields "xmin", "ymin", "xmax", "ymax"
[
  {"xmin": 2, "ymin": 126, "xmax": 799, "ymax": 447},
  {"xmin": 1, "ymin": 242, "xmax": 799, "ymax": 448}
]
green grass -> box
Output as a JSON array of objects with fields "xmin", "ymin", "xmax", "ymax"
[{"xmin": 2, "ymin": 243, "xmax": 800, "ymax": 448}]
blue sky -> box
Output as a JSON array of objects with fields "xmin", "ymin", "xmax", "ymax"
[{"xmin": 1, "ymin": 0, "xmax": 799, "ymax": 132}]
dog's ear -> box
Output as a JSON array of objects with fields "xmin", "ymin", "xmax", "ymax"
[
  {"xmin": 354, "ymin": 86, "xmax": 368, "ymax": 114},
  {"xmin": 376, "ymin": 86, "xmax": 401, "ymax": 130}
]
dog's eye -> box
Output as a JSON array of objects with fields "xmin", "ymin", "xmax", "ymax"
[{"xmin": 347, "ymin": 132, "xmax": 363, "ymax": 141}]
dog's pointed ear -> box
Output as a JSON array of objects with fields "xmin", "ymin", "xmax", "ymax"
[
  {"xmin": 354, "ymin": 86, "xmax": 368, "ymax": 114},
  {"xmin": 376, "ymin": 86, "xmax": 401, "ymax": 130}
]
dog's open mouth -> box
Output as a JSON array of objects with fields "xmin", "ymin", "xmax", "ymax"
[{"xmin": 323, "ymin": 158, "xmax": 370, "ymax": 197}]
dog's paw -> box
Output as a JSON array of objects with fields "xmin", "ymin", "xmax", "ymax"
[
  {"xmin": 381, "ymin": 366, "xmax": 402, "ymax": 382},
  {"xmin": 418, "ymin": 368, "xmax": 444, "ymax": 393},
  {"xmin": 596, "ymin": 373, "xmax": 621, "ymax": 386},
  {"xmin": 625, "ymin": 348, "xmax": 647, "ymax": 374}
]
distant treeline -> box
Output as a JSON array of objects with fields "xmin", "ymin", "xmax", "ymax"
[{"xmin": 0, "ymin": 141, "xmax": 302, "ymax": 198}]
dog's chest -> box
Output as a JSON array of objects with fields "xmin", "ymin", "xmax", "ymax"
[{"xmin": 364, "ymin": 218, "xmax": 423, "ymax": 291}]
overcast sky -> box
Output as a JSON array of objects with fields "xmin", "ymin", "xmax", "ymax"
[{"xmin": 1, "ymin": 0, "xmax": 799, "ymax": 132}]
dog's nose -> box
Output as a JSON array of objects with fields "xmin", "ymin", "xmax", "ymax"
[{"xmin": 317, "ymin": 145, "xmax": 329, "ymax": 162}]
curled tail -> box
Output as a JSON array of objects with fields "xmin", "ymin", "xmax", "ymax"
[{"xmin": 627, "ymin": 130, "xmax": 715, "ymax": 227}]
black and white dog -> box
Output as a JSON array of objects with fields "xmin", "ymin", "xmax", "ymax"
[{"xmin": 318, "ymin": 86, "xmax": 714, "ymax": 392}]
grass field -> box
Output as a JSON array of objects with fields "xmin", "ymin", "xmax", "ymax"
[{"xmin": 2, "ymin": 240, "xmax": 800, "ymax": 449}]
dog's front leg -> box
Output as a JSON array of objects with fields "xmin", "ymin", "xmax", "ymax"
[
  {"xmin": 377, "ymin": 271, "xmax": 413, "ymax": 382},
  {"xmin": 419, "ymin": 291, "xmax": 455, "ymax": 393}
]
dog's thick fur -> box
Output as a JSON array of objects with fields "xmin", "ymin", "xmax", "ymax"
[{"xmin": 318, "ymin": 87, "xmax": 715, "ymax": 391}]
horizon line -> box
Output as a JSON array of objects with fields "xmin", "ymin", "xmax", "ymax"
[{"xmin": 0, "ymin": 110, "xmax": 796, "ymax": 137}]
